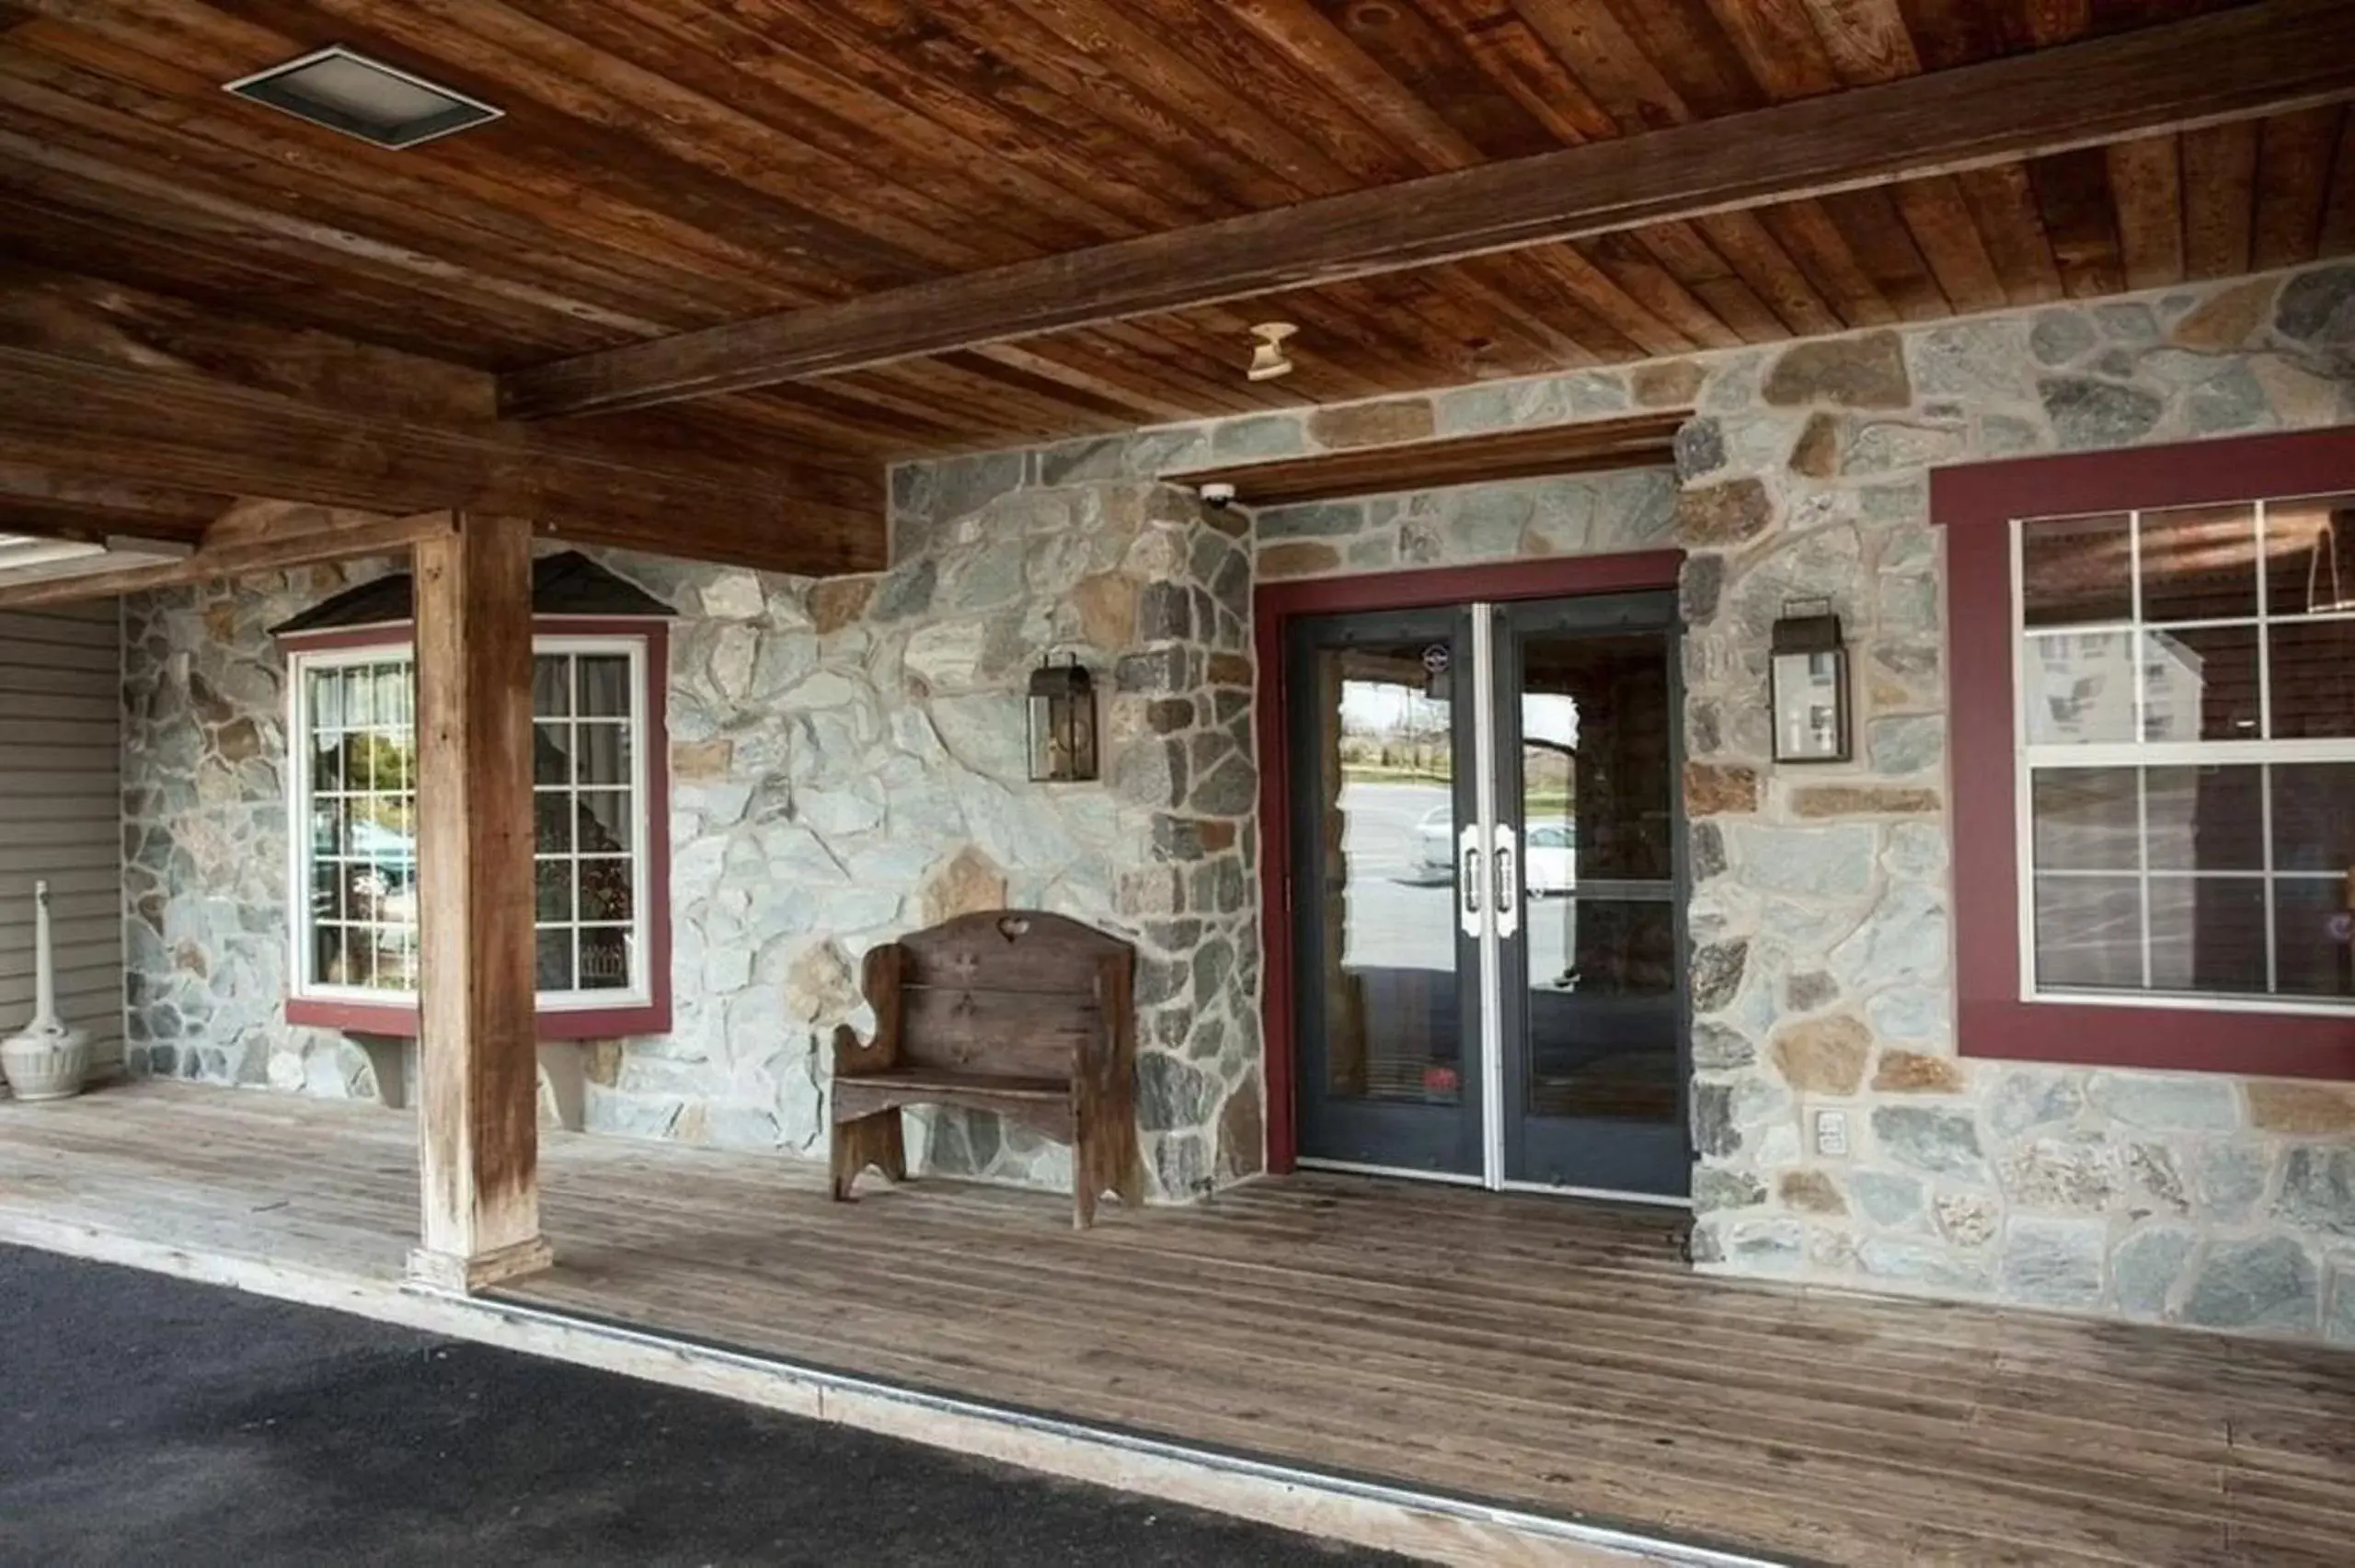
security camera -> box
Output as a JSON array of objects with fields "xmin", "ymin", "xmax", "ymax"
[{"xmin": 1200, "ymin": 482, "xmax": 1237, "ymax": 509}]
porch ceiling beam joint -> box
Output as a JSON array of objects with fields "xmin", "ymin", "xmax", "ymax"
[
  {"xmin": 0, "ymin": 503, "xmax": 456, "ymax": 609},
  {"xmin": 0, "ymin": 345, "xmax": 886, "ymax": 578}
]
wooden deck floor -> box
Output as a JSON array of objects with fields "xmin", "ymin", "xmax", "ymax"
[{"xmin": 3, "ymin": 1084, "xmax": 2351, "ymax": 1567}]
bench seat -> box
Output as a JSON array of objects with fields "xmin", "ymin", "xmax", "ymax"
[
  {"xmin": 829, "ymin": 910, "xmax": 1144, "ymax": 1228},
  {"xmin": 834, "ymin": 1070, "xmax": 1069, "ymax": 1101}
]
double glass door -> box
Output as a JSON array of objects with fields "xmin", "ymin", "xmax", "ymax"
[{"xmin": 1287, "ymin": 591, "xmax": 1688, "ymax": 1199}]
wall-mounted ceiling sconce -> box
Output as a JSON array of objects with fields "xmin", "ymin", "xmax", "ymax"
[
  {"xmin": 1246, "ymin": 322, "xmax": 1298, "ymax": 383},
  {"xmin": 1770, "ymin": 599, "xmax": 1850, "ymax": 764},
  {"xmin": 1028, "ymin": 657, "xmax": 1099, "ymax": 784}
]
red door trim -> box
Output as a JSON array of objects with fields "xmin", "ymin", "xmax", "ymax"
[{"xmin": 1251, "ymin": 550, "xmax": 1686, "ymax": 1173}]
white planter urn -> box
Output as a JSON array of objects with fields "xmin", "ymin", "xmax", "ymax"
[{"xmin": 1, "ymin": 880, "xmax": 91, "ymax": 1102}]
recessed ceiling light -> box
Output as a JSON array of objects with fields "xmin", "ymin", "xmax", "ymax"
[{"xmin": 224, "ymin": 46, "xmax": 501, "ymax": 150}]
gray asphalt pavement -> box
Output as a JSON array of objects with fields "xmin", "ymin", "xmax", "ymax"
[{"xmin": 0, "ymin": 1245, "xmax": 1412, "ymax": 1568}]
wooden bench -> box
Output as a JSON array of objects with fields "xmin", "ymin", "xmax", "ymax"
[{"xmin": 830, "ymin": 910, "xmax": 1144, "ymax": 1228}]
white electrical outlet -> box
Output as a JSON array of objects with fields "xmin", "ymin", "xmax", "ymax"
[{"xmin": 1813, "ymin": 1109, "xmax": 1850, "ymax": 1159}]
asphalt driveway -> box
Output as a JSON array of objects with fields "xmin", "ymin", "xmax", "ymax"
[{"xmin": 0, "ymin": 1245, "xmax": 1410, "ymax": 1567}]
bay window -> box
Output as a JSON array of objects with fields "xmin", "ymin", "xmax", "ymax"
[
  {"xmin": 1938, "ymin": 429, "xmax": 2355, "ymax": 1079},
  {"xmin": 288, "ymin": 629, "xmax": 668, "ymax": 1036}
]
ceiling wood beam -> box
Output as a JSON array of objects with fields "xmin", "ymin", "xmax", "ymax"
[
  {"xmin": 0, "ymin": 529, "xmax": 187, "ymax": 590},
  {"xmin": 0, "ymin": 259, "xmax": 494, "ymax": 424},
  {"xmin": 1167, "ymin": 412, "xmax": 1685, "ymax": 508},
  {"xmin": 0, "ymin": 263, "xmax": 886, "ymax": 569},
  {"xmin": 500, "ymin": 0, "xmax": 2355, "ymax": 418},
  {"xmin": 0, "ymin": 461, "xmax": 227, "ymax": 542},
  {"xmin": 0, "ymin": 503, "xmax": 454, "ymax": 608},
  {"xmin": 0, "ymin": 261, "xmax": 871, "ymax": 482},
  {"xmin": 0, "ymin": 340, "xmax": 884, "ymax": 576}
]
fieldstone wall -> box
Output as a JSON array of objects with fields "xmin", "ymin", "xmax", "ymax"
[
  {"xmin": 122, "ymin": 561, "xmax": 398, "ymax": 1097},
  {"xmin": 1251, "ymin": 464, "xmax": 1677, "ymax": 581},
  {"xmin": 626, "ymin": 474, "xmax": 1264, "ymax": 1198},
  {"xmin": 898, "ymin": 263, "xmax": 2355, "ymax": 1343},
  {"xmin": 121, "ymin": 258, "xmax": 2355, "ymax": 1335},
  {"xmin": 1023, "ymin": 385, "xmax": 1682, "ymax": 579},
  {"xmin": 121, "ymin": 483, "xmax": 1264, "ymax": 1203},
  {"xmin": 1667, "ymin": 263, "xmax": 2355, "ymax": 1344}
]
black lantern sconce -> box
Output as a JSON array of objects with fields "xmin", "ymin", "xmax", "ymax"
[
  {"xmin": 1028, "ymin": 657, "xmax": 1099, "ymax": 783},
  {"xmin": 1769, "ymin": 599, "xmax": 1851, "ymax": 764}
]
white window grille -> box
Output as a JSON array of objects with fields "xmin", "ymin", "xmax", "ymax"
[
  {"xmin": 2012, "ymin": 495, "xmax": 2354, "ymax": 1014},
  {"xmin": 287, "ymin": 635, "xmax": 653, "ymax": 1012}
]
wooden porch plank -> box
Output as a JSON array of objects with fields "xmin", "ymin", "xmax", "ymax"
[
  {"xmin": 5, "ymin": 1084, "xmax": 2353, "ymax": 1568},
  {"xmin": 107, "ymin": 1160, "xmax": 2233, "ymax": 1561}
]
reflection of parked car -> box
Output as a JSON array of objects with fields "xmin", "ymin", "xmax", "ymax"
[
  {"xmin": 1416, "ymin": 805, "xmax": 1454, "ymax": 876},
  {"xmin": 1419, "ymin": 809, "xmax": 1577, "ymax": 895},
  {"xmin": 1525, "ymin": 822, "xmax": 1577, "ymax": 896}
]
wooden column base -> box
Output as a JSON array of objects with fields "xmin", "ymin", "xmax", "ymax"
[{"xmin": 407, "ymin": 1235, "xmax": 555, "ymax": 1296}]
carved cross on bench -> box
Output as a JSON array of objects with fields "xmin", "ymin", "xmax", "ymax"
[{"xmin": 829, "ymin": 910, "xmax": 1145, "ymax": 1228}]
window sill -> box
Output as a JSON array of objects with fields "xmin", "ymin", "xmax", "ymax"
[
  {"xmin": 286, "ymin": 996, "xmax": 672, "ymax": 1041},
  {"xmin": 1959, "ymin": 995, "xmax": 2354, "ymax": 1079}
]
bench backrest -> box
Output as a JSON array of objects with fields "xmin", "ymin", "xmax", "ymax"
[{"xmin": 889, "ymin": 910, "xmax": 1134, "ymax": 1081}]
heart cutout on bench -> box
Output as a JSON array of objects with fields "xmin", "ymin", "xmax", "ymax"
[{"xmin": 996, "ymin": 914, "xmax": 1031, "ymax": 942}]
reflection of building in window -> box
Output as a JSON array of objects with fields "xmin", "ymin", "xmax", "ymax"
[{"xmin": 2017, "ymin": 498, "xmax": 2353, "ymax": 1010}]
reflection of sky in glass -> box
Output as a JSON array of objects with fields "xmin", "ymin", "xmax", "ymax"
[
  {"xmin": 2137, "ymin": 631, "xmax": 2218, "ymax": 742},
  {"xmin": 1341, "ymin": 679, "xmax": 1579, "ymax": 748}
]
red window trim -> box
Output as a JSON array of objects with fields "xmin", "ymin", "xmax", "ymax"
[
  {"xmin": 1252, "ymin": 550, "xmax": 1689, "ymax": 1173},
  {"xmin": 1932, "ymin": 428, "xmax": 2355, "ymax": 1082},
  {"xmin": 280, "ymin": 615, "xmax": 674, "ymax": 1043}
]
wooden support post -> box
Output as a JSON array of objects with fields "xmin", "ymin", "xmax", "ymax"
[{"xmin": 407, "ymin": 511, "xmax": 551, "ymax": 1294}]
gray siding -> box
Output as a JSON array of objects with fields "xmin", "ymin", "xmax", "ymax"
[{"xmin": 0, "ymin": 603, "xmax": 122, "ymax": 1066}]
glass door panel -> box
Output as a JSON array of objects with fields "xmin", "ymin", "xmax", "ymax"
[
  {"xmin": 1288, "ymin": 608, "xmax": 1484, "ymax": 1176},
  {"xmin": 1496, "ymin": 594, "xmax": 1689, "ymax": 1196}
]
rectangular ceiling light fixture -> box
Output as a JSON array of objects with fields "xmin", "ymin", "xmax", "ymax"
[{"xmin": 224, "ymin": 46, "xmax": 501, "ymax": 149}]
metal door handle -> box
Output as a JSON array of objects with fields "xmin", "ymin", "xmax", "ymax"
[
  {"xmin": 1458, "ymin": 823, "xmax": 1483, "ymax": 937},
  {"xmin": 1493, "ymin": 822, "xmax": 1521, "ymax": 940}
]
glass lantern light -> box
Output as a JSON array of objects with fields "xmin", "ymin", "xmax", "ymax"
[
  {"xmin": 1769, "ymin": 600, "xmax": 1851, "ymax": 763},
  {"xmin": 1027, "ymin": 657, "xmax": 1099, "ymax": 783}
]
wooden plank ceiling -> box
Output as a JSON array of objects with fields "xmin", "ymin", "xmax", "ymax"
[{"xmin": 2, "ymin": 0, "xmax": 2350, "ymax": 470}]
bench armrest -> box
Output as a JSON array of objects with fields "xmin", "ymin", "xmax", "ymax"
[{"xmin": 832, "ymin": 943, "xmax": 909, "ymax": 1080}]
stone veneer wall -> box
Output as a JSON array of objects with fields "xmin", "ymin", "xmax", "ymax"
[
  {"xmin": 123, "ymin": 560, "xmax": 398, "ymax": 1098},
  {"xmin": 908, "ymin": 262, "xmax": 2355, "ymax": 1345},
  {"xmin": 121, "ymin": 259, "xmax": 2355, "ymax": 1337},
  {"xmin": 1667, "ymin": 264, "xmax": 2355, "ymax": 1344},
  {"xmin": 121, "ymin": 481, "xmax": 1264, "ymax": 1202}
]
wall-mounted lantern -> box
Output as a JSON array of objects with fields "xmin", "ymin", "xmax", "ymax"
[
  {"xmin": 1028, "ymin": 657, "xmax": 1099, "ymax": 783},
  {"xmin": 1770, "ymin": 600, "xmax": 1850, "ymax": 764}
]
